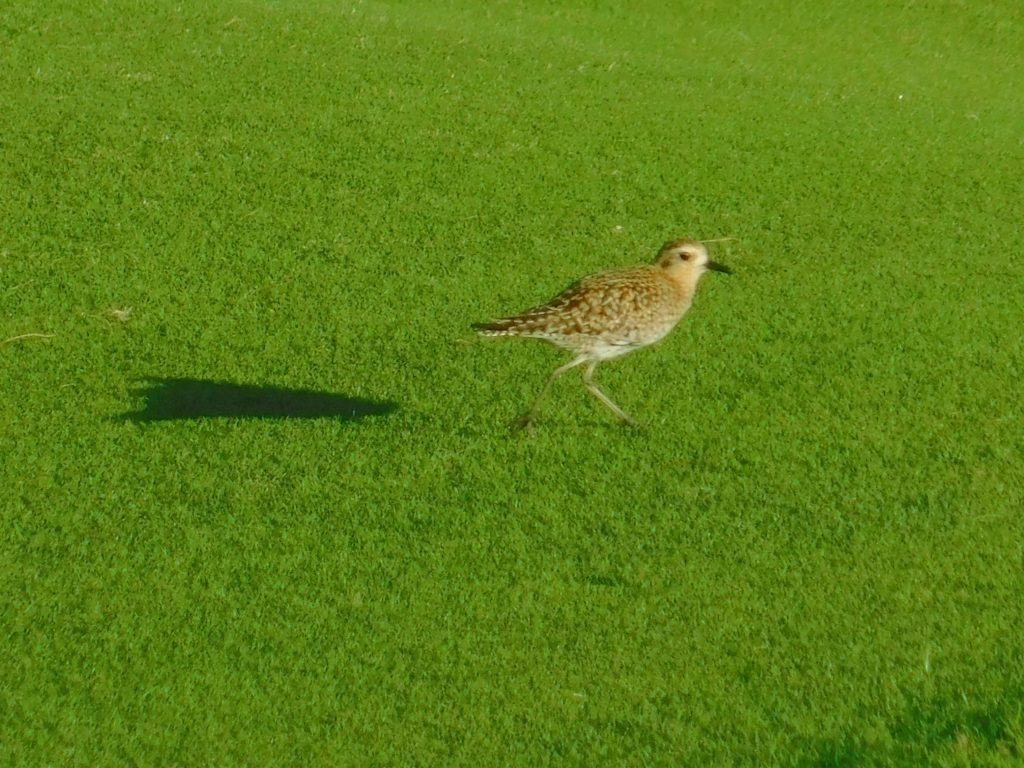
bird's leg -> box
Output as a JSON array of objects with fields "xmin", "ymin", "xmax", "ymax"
[
  {"xmin": 515, "ymin": 355, "xmax": 589, "ymax": 430},
  {"xmin": 582, "ymin": 361, "xmax": 639, "ymax": 427}
]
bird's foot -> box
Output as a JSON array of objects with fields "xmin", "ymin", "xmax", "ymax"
[
  {"xmin": 511, "ymin": 412, "xmax": 536, "ymax": 433},
  {"xmin": 615, "ymin": 411, "xmax": 642, "ymax": 429}
]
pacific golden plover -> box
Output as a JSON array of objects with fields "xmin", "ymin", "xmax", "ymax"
[{"xmin": 473, "ymin": 238, "xmax": 731, "ymax": 428}]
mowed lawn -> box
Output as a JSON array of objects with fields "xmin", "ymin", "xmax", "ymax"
[{"xmin": 2, "ymin": 1, "xmax": 1023, "ymax": 764}]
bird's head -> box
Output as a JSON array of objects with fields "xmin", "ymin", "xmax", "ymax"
[{"xmin": 655, "ymin": 239, "xmax": 732, "ymax": 282}]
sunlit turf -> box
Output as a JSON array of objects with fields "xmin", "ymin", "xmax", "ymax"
[{"xmin": 2, "ymin": 1, "xmax": 1023, "ymax": 764}]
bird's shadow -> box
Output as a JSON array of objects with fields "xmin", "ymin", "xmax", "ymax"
[{"xmin": 120, "ymin": 377, "xmax": 397, "ymax": 423}]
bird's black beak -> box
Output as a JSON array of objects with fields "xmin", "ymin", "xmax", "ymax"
[{"xmin": 707, "ymin": 260, "xmax": 732, "ymax": 274}]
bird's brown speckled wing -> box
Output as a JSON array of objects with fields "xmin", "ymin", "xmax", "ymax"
[{"xmin": 474, "ymin": 266, "xmax": 677, "ymax": 339}]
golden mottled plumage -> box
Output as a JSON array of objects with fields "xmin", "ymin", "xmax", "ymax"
[{"xmin": 474, "ymin": 238, "xmax": 731, "ymax": 428}]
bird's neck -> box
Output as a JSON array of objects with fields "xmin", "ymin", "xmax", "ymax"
[{"xmin": 663, "ymin": 266, "xmax": 703, "ymax": 299}]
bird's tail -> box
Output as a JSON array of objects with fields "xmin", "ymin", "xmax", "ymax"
[{"xmin": 472, "ymin": 319, "xmax": 518, "ymax": 336}]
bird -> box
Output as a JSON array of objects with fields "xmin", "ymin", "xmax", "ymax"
[{"xmin": 473, "ymin": 238, "xmax": 731, "ymax": 429}]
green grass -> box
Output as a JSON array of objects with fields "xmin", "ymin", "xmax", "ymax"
[{"xmin": 2, "ymin": 1, "xmax": 1023, "ymax": 764}]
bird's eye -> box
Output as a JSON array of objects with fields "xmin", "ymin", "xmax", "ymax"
[{"xmin": 679, "ymin": 252, "xmax": 690, "ymax": 261}]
